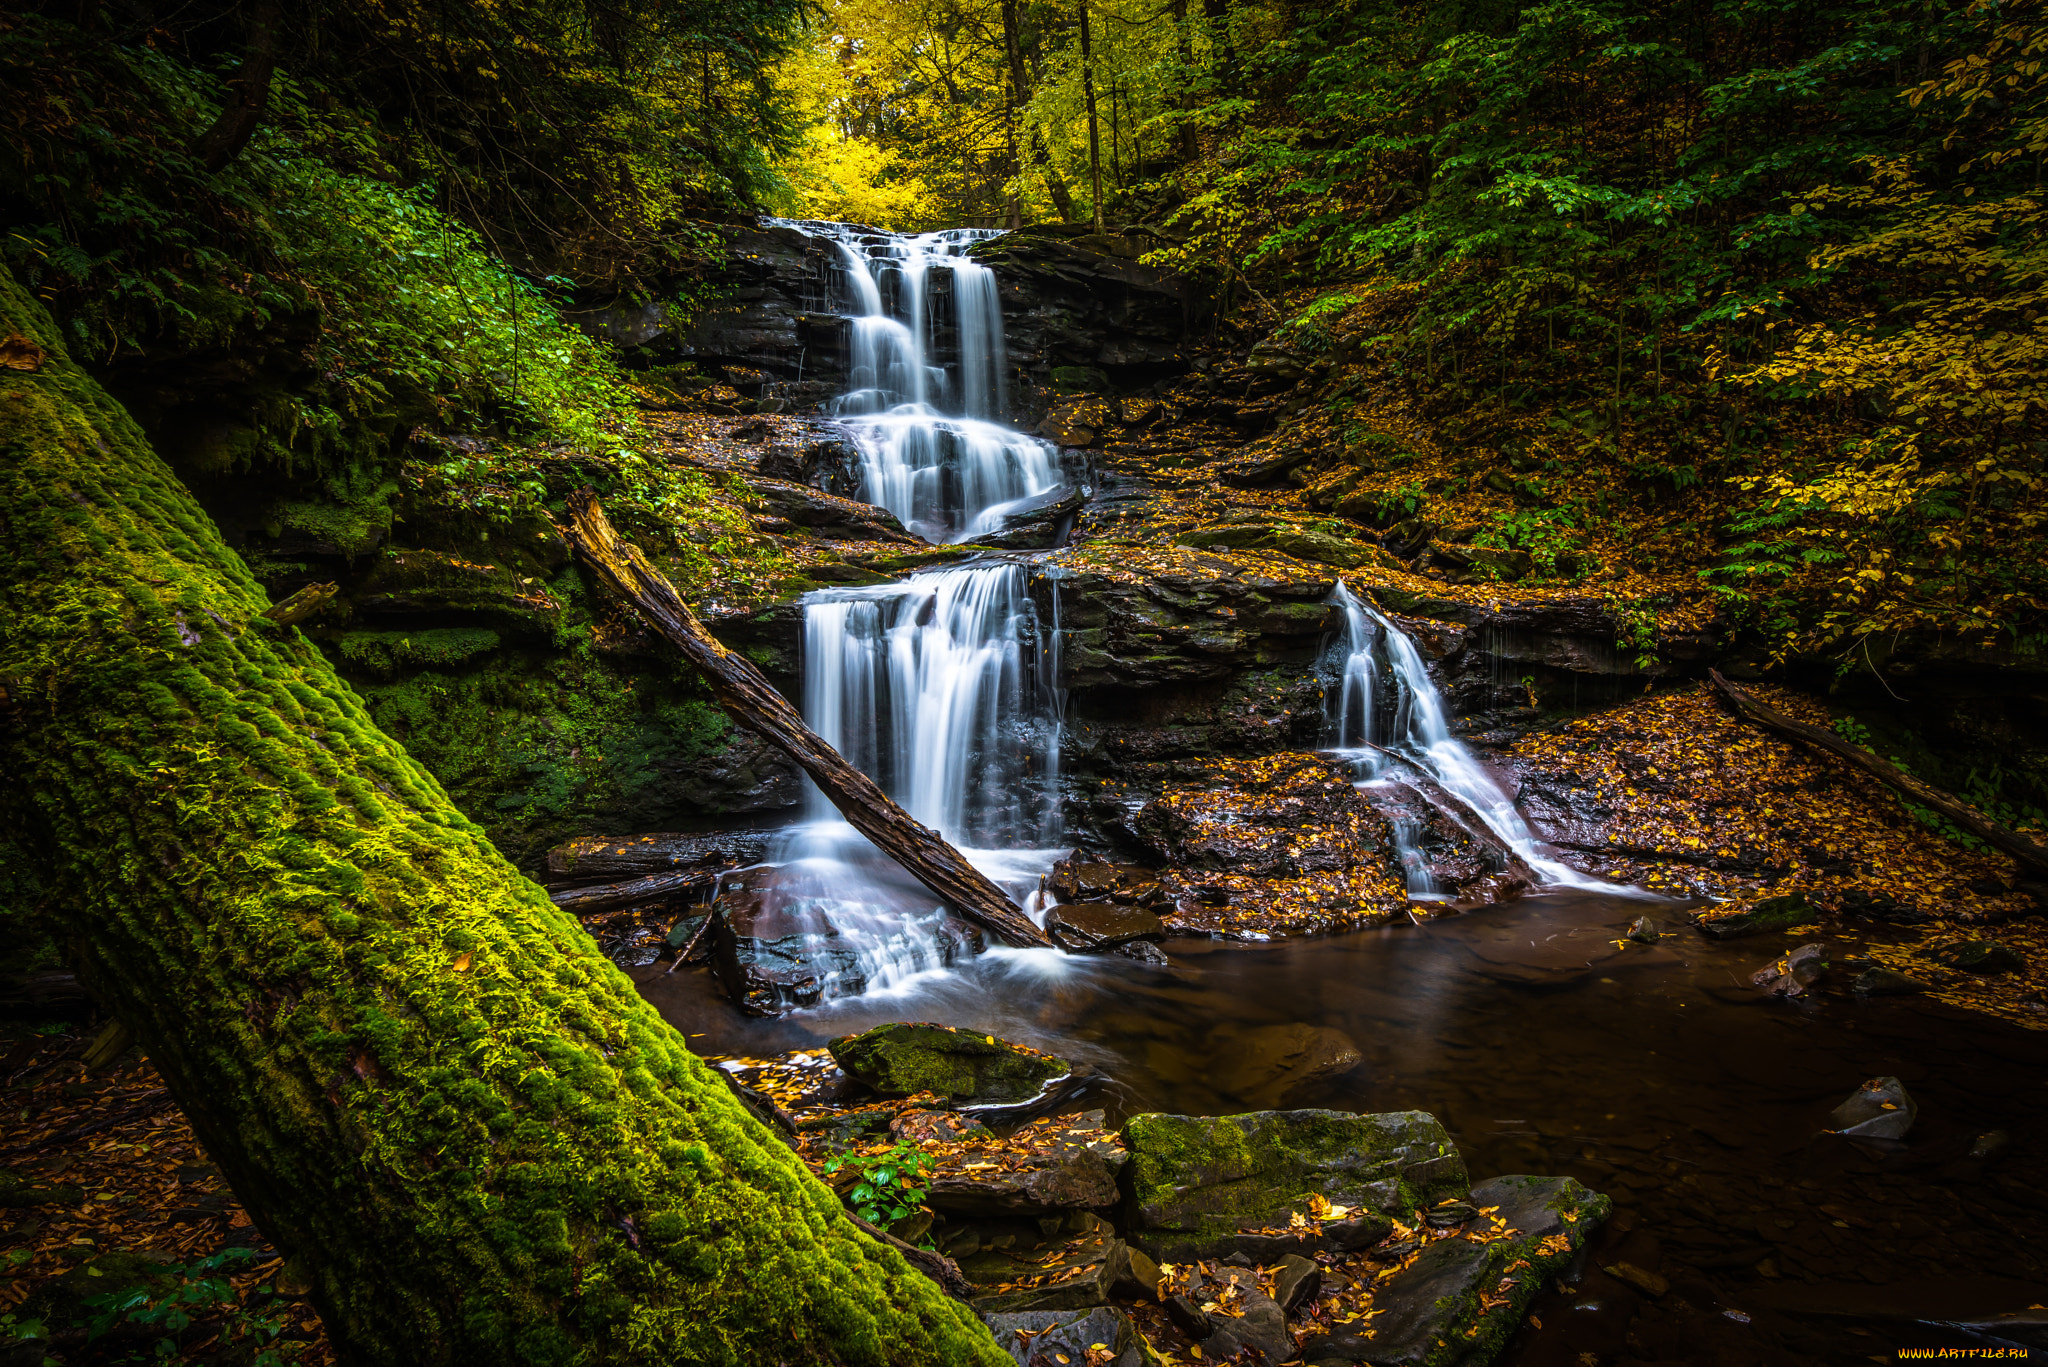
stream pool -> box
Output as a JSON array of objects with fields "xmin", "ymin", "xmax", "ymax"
[{"xmin": 638, "ymin": 888, "xmax": 2048, "ymax": 1363}]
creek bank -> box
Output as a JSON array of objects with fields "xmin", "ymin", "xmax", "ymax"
[{"xmin": 713, "ymin": 1022, "xmax": 1608, "ymax": 1367}]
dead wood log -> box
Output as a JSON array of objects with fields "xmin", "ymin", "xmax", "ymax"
[
  {"xmin": 562, "ymin": 489, "xmax": 1052, "ymax": 950},
  {"xmin": 545, "ymin": 830, "xmax": 771, "ymax": 886},
  {"xmin": 548, "ymin": 869, "xmax": 709, "ymax": 916},
  {"xmin": 1708, "ymin": 669, "xmax": 2048, "ymax": 879},
  {"xmin": 846, "ymin": 1212, "xmax": 976, "ymax": 1304}
]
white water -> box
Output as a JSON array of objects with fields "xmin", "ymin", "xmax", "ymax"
[
  {"xmin": 774, "ymin": 220, "xmax": 1064, "ymax": 542},
  {"xmin": 1324, "ymin": 582, "xmax": 1620, "ymax": 893}
]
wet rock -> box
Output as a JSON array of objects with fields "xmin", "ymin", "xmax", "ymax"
[
  {"xmin": 924, "ymin": 1113, "xmax": 1128, "ymax": 1217},
  {"xmin": 1625, "ymin": 915, "xmax": 1663, "ymax": 944},
  {"xmin": 1200, "ymin": 1265, "xmax": 1295, "ymax": 1363},
  {"xmin": 1750, "ymin": 942, "xmax": 1829, "ymax": 997},
  {"xmin": 1116, "ymin": 1244, "xmax": 1163, "ymax": 1300},
  {"xmin": 1300, "ymin": 1329, "xmax": 1377, "ymax": 1366},
  {"xmin": 1166, "ymin": 1293, "xmax": 1213, "ymax": 1338},
  {"xmin": 889, "ymin": 1109, "xmax": 990, "ymax": 1146},
  {"xmin": 958, "ymin": 1212, "xmax": 1131, "ymax": 1314},
  {"xmin": 961, "ymin": 483, "xmax": 1084, "ymax": 550},
  {"xmin": 1828, "ymin": 1076, "xmax": 1918, "ymax": 1140},
  {"xmin": 1135, "ymin": 753, "xmax": 1391, "ymax": 879},
  {"xmin": 1694, "ymin": 892, "xmax": 1820, "ymax": 940},
  {"xmin": 1931, "ymin": 939, "xmax": 2027, "ymax": 974},
  {"xmin": 713, "ymin": 870, "xmax": 980, "ymax": 1015},
  {"xmin": 1274, "ymin": 1253, "xmax": 1322, "ymax": 1312},
  {"xmin": 744, "ymin": 476, "xmax": 919, "ymax": 543},
  {"xmin": 1852, "ymin": 966, "xmax": 1930, "ymax": 997},
  {"xmin": 829, "ymin": 1022, "xmax": 1069, "ymax": 1103},
  {"xmin": 1111, "ymin": 941, "xmax": 1171, "ymax": 967},
  {"xmin": 1049, "ymin": 857, "xmax": 1135, "ymax": 900},
  {"xmin": 1602, "ymin": 1260, "xmax": 1669, "ymax": 1297},
  {"xmin": 981, "ymin": 1305, "xmax": 1144, "ymax": 1367},
  {"xmin": 1358, "ymin": 1174, "xmax": 1610, "ymax": 1367},
  {"xmin": 1207, "ymin": 1022, "xmax": 1364, "ymax": 1108},
  {"xmin": 1120, "ymin": 1109, "xmax": 1468, "ymax": 1263},
  {"xmin": 1969, "ymin": 1129, "xmax": 2011, "ymax": 1161},
  {"xmin": 1045, "ymin": 902, "xmax": 1167, "ymax": 953}
]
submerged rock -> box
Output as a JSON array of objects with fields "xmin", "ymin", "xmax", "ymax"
[
  {"xmin": 1751, "ymin": 941, "xmax": 1829, "ymax": 997},
  {"xmin": 1207, "ymin": 1022, "xmax": 1364, "ymax": 1108},
  {"xmin": 1852, "ymin": 966, "xmax": 1930, "ymax": 997},
  {"xmin": 1120, "ymin": 1108, "xmax": 1468, "ymax": 1263},
  {"xmin": 1695, "ymin": 892, "xmax": 1820, "ymax": 940},
  {"xmin": 828, "ymin": 1022, "xmax": 1069, "ymax": 1104},
  {"xmin": 980, "ymin": 1304, "xmax": 1144, "ymax": 1367},
  {"xmin": 1931, "ymin": 939, "xmax": 2027, "ymax": 974},
  {"xmin": 1829, "ymin": 1076, "xmax": 1918, "ymax": 1140},
  {"xmin": 1045, "ymin": 902, "xmax": 1167, "ymax": 953},
  {"xmin": 1625, "ymin": 915, "xmax": 1663, "ymax": 944}
]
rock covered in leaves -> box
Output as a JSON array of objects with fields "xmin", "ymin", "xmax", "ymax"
[
  {"xmin": 828, "ymin": 1022, "xmax": 1070, "ymax": 1104},
  {"xmin": 922, "ymin": 1111, "xmax": 1130, "ymax": 1217},
  {"xmin": 980, "ymin": 1305, "xmax": 1145, "ymax": 1367},
  {"xmin": 1120, "ymin": 1109, "xmax": 1469, "ymax": 1263}
]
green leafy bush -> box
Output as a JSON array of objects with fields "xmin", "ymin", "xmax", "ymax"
[{"xmin": 822, "ymin": 1141, "xmax": 934, "ymax": 1228}]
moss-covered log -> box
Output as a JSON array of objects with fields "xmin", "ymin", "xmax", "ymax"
[{"xmin": 0, "ymin": 269, "xmax": 1011, "ymax": 1365}]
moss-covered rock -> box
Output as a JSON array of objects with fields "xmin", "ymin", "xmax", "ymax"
[
  {"xmin": 1173, "ymin": 523, "xmax": 1400, "ymax": 571},
  {"xmin": 1695, "ymin": 891, "xmax": 1819, "ymax": 940},
  {"xmin": 1119, "ymin": 1109, "xmax": 1469, "ymax": 1263},
  {"xmin": 1331, "ymin": 1174, "xmax": 1609, "ymax": 1367},
  {"xmin": 828, "ymin": 1023, "xmax": 1069, "ymax": 1103}
]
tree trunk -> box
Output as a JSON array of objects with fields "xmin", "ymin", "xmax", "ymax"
[
  {"xmin": 192, "ymin": 0, "xmax": 283, "ymax": 173},
  {"xmin": 1033, "ymin": 126, "xmax": 1080, "ymax": 222},
  {"xmin": 549, "ymin": 870, "xmax": 713, "ymax": 917},
  {"xmin": 1001, "ymin": 0, "xmax": 1029, "ymax": 228},
  {"xmin": 1078, "ymin": 0, "xmax": 1107, "ymax": 234},
  {"xmin": 1706, "ymin": 671, "xmax": 2048, "ymax": 879},
  {"xmin": 0, "ymin": 267, "xmax": 1011, "ymax": 1367},
  {"xmin": 563, "ymin": 490, "xmax": 1054, "ymax": 951}
]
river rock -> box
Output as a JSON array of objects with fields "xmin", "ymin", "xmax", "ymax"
[
  {"xmin": 1931, "ymin": 939, "xmax": 2027, "ymax": 974},
  {"xmin": 1625, "ymin": 915, "xmax": 1663, "ymax": 944},
  {"xmin": 1852, "ymin": 966, "xmax": 1929, "ymax": 997},
  {"xmin": 1198, "ymin": 1265, "xmax": 1295, "ymax": 1364},
  {"xmin": 1120, "ymin": 1109, "xmax": 1469, "ymax": 1263},
  {"xmin": 1345, "ymin": 1174, "xmax": 1610, "ymax": 1367},
  {"xmin": 1274, "ymin": 1252, "xmax": 1322, "ymax": 1312},
  {"xmin": 955, "ymin": 1212, "xmax": 1132, "ymax": 1314},
  {"xmin": 1045, "ymin": 902, "xmax": 1167, "ymax": 953},
  {"xmin": 1695, "ymin": 892, "xmax": 1820, "ymax": 940},
  {"xmin": 1135, "ymin": 752, "xmax": 1392, "ymax": 878},
  {"xmin": 1828, "ymin": 1076, "xmax": 1918, "ymax": 1140},
  {"xmin": 828, "ymin": 1022, "xmax": 1069, "ymax": 1103},
  {"xmin": 924, "ymin": 1112, "xmax": 1128, "ymax": 1216},
  {"xmin": 1207, "ymin": 1022, "xmax": 1364, "ymax": 1108},
  {"xmin": 1750, "ymin": 942, "xmax": 1829, "ymax": 997},
  {"xmin": 714, "ymin": 870, "xmax": 978, "ymax": 1015},
  {"xmin": 980, "ymin": 1305, "xmax": 1144, "ymax": 1367}
]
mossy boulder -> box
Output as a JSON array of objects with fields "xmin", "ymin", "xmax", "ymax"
[
  {"xmin": 1301, "ymin": 1174, "xmax": 1609, "ymax": 1367},
  {"xmin": 828, "ymin": 1022, "xmax": 1069, "ymax": 1103},
  {"xmin": 1120, "ymin": 1109, "xmax": 1469, "ymax": 1262},
  {"xmin": 1695, "ymin": 891, "xmax": 1819, "ymax": 940}
]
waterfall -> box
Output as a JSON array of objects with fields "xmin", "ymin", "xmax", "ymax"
[
  {"xmin": 1324, "ymin": 582, "xmax": 1615, "ymax": 893},
  {"xmin": 774, "ymin": 220, "xmax": 1064, "ymax": 542}
]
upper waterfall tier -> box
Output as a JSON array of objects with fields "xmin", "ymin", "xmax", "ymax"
[{"xmin": 772, "ymin": 220, "xmax": 1064, "ymax": 544}]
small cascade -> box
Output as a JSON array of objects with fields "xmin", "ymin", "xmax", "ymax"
[
  {"xmin": 1324, "ymin": 582, "xmax": 1614, "ymax": 893},
  {"xmin": 775, "ymin": 219, "xmax": 1064, "ymax": 542},
  {"xmin": 732, "ymin": 563, "xmax": 1064, "ymax": 1011}
]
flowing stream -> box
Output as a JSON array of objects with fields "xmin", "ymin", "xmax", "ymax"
[
  {"xmin": 777, "ymin": 220, "xmax": 1065, "ymax": 541},
  {"xmin": 1324, "ymin": 581, "xmax": 1622, "ymax": 893}
]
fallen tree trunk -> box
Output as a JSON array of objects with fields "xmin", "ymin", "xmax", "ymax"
[
  {"xmin": 1707, "ymin": 669, "xmax": 2048, "ymax": 879},
  {"xmin": 545, "ymin": 830, "xmax": 772, "ymax": 886},
  {"xmin": 548, "ymin": 869, "xmax": 712, "ymax": 916},
  {"xmin": 564, "ymin": 489, "xmax": 1053, "ymax": 951},
  {"xmin": 0, "ymin": 267, "xmax": 1010, "ymax": 1367}
]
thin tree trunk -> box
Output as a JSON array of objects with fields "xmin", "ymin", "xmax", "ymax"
[
  {"xmin": 1079, "ymin": 0, "xmax": 1106, "ymax": 233},
  {"xmin": 1173, "ymin": 0, "xmax": 1199, "ymax": 163},
  {"xmin": 563, "ymin": 490, "xmax": 1054, "ymax": 950},
  {"xmin": 191, "ymin": 0, "xmax": 283, "ymax": 173},
  {"xmin": 1707, "ymin": 670, "xmax": 2048, "ymax": 878},
  {"xmin": 1002, "ymin": 0, "xmax": 1029, "ymax": 227},
  {"xmin": 1033, "ymin": 126, "xmax": 1080, "ymax": 221},
  {"xmin": 0, "ymin": 267, "xmax": 1011, "ymax": 1367}
]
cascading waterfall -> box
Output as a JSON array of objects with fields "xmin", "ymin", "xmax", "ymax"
[
  {"xmin": 1324, "ymin": 582, "xmax": 1615, "ymax": 893},
  {"xmin": 764, "ymin": 563, "xmax": 1064, "ymax": 1001},
  {"xmin": 775, "ymin": 220, "xmax": 1064, "ymax": 542}
]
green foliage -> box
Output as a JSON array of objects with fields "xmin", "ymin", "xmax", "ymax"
[
  {"xmin": 81, "ymin": 1248, "xmax": 293, "ymax": 1366},
  {"xmin": 823, "ymin": 1142, "xmax": 935, "ymax": 1228},
  {"xmin": 1474, "ymin": 506, "xmax": 1584, "ymax": 579}
]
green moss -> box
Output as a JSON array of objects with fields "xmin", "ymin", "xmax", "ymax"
[
  {"xmin": 0, "ymin": 266, "xmax": 1010, "ymax": 1367},
  {"xmin": 827, "ymin": 1024, "xmax": 1068, "ymax": 1103},
  {"xmin": 336, "ymin": 628, "xmax": 503, "ymax": 678}
]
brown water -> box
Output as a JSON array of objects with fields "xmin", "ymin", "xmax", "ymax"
[{"xmin": 638, "ymin": 890, "xmax": 2048, "ymax": 1363}]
